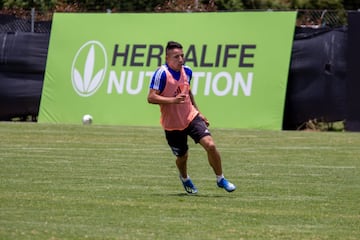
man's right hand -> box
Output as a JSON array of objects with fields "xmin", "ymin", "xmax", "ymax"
[{"xmin": 174, "ymin": 94, "xmax": 186, "ymax": 104}]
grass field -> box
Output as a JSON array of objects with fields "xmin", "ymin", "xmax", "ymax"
[{"xmin": 0, "ymin": 122, "xmax": 359, "ymax": 239}]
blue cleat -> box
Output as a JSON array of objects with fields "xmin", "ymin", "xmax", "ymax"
[
  {"xmin": 217, "ymin": 178, "xmax": 236, "ymax": 192},
  {"xmin": 180, "ymin": 176, "xmax": 198, "ymax": 194}
]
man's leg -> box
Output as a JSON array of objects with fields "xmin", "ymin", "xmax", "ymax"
[
  {"xmin": 199, "ymin": 135, "xmax": 236, "ymax": 192},
  {"xmin": 176, "ymin": 152, "xmax": 198, "ymax": 194},
  {"xmin": 165, "ymin": 130, "xmax": 189, "ymax": 178},
  {"xmin": 176, "ymin": 152, "xmax": 188, "ymax": 179},
  {"xmin": 165, "ymin": 130, "xmax": 197, "ymax": 194},
  {"xmin": 199, "ymin": 135, "xmax": 222, "ymax": 175}
]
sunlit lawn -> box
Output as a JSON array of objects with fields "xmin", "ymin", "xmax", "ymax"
[{"xmin": 0, "ymin": 122, "xmax": 359, "ymax": 239}]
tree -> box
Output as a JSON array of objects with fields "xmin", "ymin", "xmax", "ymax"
[
  {"xmin": 2, "ymin": 0, "xmax": 57, "ymax": 11},
  {"xmin": 214, "ymin": 0, "xmax": 244, "ymax": 11},
  {"xmin": 155, "ymin": 0, "xmax": 217, "ymax": 12},
  {"xmin": 0, "ymin": 0, "xmax": 353, "ymax": 14},
  {"xmin": 343, "ymin": 0, "xmax": 360, "ymax": 10},
  {"xmin": 74, "ymin": 0, "xmax": 164, "ymax": 12},
  {"xmin": 242, "ymin": 0, "xmax": 344, "ymax": 10}
]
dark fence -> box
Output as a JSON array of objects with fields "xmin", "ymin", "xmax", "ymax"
[
  {"xmin": 0, "ymin": 32, "xmax": 49, "ymax": 121},
  {"xmin": 0, "ymin": 14, "xmax": 52, "ymax": 33},
  {"xmin": 283, "ymin": 26, "xmax": 347, "ymax": 130},
  {"xmin": 345, "ymin": 11, "xmax": 360, "ymax": 131}
]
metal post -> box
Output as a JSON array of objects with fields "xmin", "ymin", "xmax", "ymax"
[{"xmin": 31, "ymin": 8, "xmax": 35, "ymax": 33}]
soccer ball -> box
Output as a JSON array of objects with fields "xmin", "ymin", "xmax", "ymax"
[{"xmin": 82, "ymin": 114, "xmax": 93, "ymax": 125}]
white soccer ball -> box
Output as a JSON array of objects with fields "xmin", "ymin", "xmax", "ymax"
[{"xmin": 82, "ymin": 114, "xmax": 93, "ymax": 125}]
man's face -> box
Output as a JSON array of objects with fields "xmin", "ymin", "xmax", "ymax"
[{"xmin": 166, "ymin": 48, "xmax": 184, "ymax": 72}]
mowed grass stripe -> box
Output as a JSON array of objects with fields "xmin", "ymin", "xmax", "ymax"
[{"xmin": 1, "ymin": 122, "xmax": 359, "ymax": 239}]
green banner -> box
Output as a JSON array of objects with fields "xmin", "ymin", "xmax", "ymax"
[{"xmin": 38, "ymin": 12, "xmax": 296, "ymax": 129}]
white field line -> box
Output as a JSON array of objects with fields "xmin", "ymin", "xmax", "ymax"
[
  {"xmin": 256, "ymin": 163, "xmax": 356, "ymax": 169},
  {"xmin": 1, "ymin": 146, "xmax": 168, "ymax": 151}
]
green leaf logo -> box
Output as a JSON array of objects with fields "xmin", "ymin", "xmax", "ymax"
[{"xmin": 71, "ymin": 41, "xmax": 107, "ymax": 97}]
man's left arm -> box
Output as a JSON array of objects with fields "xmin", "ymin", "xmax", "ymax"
[{"xmin": 189, "ymin": 90, "xmax": 209, "ymax": 126}]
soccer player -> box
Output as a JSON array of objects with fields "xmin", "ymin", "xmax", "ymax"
[{"xmin": 147, "ymin": 41, "xmax": 236, "ymax": 194}]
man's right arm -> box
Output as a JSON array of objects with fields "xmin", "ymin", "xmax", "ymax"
[
  {"xmin": 148, "ymin": 67, "xmax": 185, "ymax": 105},
  {"xmin": 147, "ymin": 89, "xmax": 185, "ymax": 104}
]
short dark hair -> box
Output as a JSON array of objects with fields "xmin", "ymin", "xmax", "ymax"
[{"xmin": 166, "ymin": 41, "xmax": 183, "ymax": 53}]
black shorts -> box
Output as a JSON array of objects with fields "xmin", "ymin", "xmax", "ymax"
[{"xmin": 165, "ymin": 115, "xmax": 211, "ymax": 157}]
